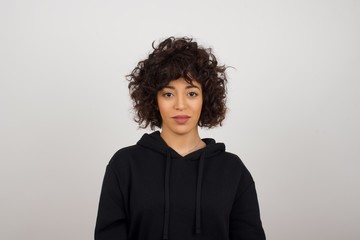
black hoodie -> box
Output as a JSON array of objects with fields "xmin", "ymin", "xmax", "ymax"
[{"xmin": 95, "ymin": 131, "xmax": 265, "ymax": 240}]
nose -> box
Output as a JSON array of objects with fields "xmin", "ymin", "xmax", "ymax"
[{"xmin": 174, "ymin": 95, "xmax": 185, "ymax": 110}]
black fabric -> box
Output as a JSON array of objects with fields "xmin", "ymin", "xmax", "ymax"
[
  {"xmin": 95, "ymin": 131, "xmax": 266, "ymax": 240},
  {"xmin": 163, "ymin": 150, "xmax": 171, "ymax": 239}
]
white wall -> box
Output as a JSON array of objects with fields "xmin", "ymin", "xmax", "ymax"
[{"xmin": 1, "ymin": 0, "xmax": 359, "ymax": 239}]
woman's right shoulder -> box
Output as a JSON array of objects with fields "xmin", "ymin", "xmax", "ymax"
[{"xmin": 107, "ymin": 144, "xmax": 140, "ymax": 168}]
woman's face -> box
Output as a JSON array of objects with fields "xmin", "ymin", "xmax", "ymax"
[{"xmin": 157, "ymin": 77, "xmax": 203, "ymax": 137}]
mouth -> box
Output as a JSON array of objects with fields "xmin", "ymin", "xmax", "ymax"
[{"xmin": 172, "ymin": 115, "xmax": 191, "ymax": 124}]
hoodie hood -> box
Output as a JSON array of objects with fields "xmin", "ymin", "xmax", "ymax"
[
  {"xmin": 137, "ymin": 131, "xmax": 225, "ymax": 160},
  {"xmin": 137, "ymin": 131, "xmax": 225, "ymax": 239}
]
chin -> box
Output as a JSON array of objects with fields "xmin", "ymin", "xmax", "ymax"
[{"xmin": 169, "ymin": 125, "xmax": 198, "ymax": 136}]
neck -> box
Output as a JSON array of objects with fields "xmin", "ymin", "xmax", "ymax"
[{"xmin": 160, "ymin": 130, "xmax": 204, "ymax": 156}]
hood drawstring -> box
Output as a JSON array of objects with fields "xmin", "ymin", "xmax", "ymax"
[
  {"xmin": 162, "ymin": 149, "xmax": 206, "ymax": 239},
  {"xmin": 195, "ymin": 150, "xmax": 206, "ymax": 235},
  {"xmin": 163, "ymin": 150, "xmax": 171, "ymax": 240}
]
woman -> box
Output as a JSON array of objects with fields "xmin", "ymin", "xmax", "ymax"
[{"xmin": 95, "ymin": 37, "xmax": 266, "ymax": 240}]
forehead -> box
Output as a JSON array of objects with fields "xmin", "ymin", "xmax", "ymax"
[{"xmin": 164, "ymin": 77, "xmax": 201, "ymax": 89}]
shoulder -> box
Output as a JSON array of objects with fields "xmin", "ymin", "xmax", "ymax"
[
  {"xmin": 107, "ymin": 144, "xmax": 140, "ymax": 171},
  {"xmin": 220, "ymin": 151, "xmax": 254, "ymax": 182},
  {"xmin": 218, "ymin": 151, "xmax": 247, "ymax": 169},
  {"xmin": 205, "ymin": 140, "xmax": 245, "ymax": 168}
]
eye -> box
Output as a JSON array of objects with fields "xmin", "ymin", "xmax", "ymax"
[
  {"xmin": 163, "ymin": 92, "xmax": 173, "ymax": 98},
  {"xmin": 188, "ymin": 92, "xmax": 198, "ymax": 97}
]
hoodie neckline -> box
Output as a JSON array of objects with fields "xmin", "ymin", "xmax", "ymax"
[{"xmin": 137, "ymin": 131, "xmax": 224, "ymax": 160}]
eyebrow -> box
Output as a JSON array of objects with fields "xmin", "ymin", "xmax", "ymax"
[{"xmin": 162, "ymin": 85, "xmax": 200, "ymax": 90}]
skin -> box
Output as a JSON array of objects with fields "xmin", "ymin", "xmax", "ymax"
[{"xmin": 157, "ymin": 77, "xmax": 206, "ymax": 156}]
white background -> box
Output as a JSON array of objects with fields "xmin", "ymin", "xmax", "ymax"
[{"xmin": 1, "ymin": 0, "xmax": 359, "ymax": 239}]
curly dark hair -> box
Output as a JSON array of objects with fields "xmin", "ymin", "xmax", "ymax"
[{"xmin": 127, "ymin": 36, "xmax": 228, "ymax": 130}]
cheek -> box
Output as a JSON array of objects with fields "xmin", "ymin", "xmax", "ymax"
[
  {"xmin": 198, "ymin": 95, "xmax": 204, "ymax": 109},
  {"xmin": 157, "ymin": 100, "xmax": 169, "ymax": 117},
  {"xmin": 156, "ymin": 96, "xmax": 163, "ymax": 112},
  {"xmin": 157, "ymin": 104, "xmax": 164, "ymax": 116},
  {"xmin": 194, "ymin": 99, "xmax": 203, "ymax": 114}
]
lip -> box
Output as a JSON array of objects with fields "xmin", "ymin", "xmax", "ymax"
[{"xmin": 172, "ymin": 115, "xmax": 190, "ymax": 124}]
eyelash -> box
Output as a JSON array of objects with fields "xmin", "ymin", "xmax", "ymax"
[
  {"xmin": 162, "ymin": 93, "xmax": 173, "ymax": 98},
  {"xmin": 162, "ymin": 92, "xmax": 199, "ymax": 98},
  {"xmin": 188, "ymin": 92, "xmax": 198, "ymax": 97}
]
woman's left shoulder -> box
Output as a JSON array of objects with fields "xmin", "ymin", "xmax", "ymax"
[
  {"xmin": 210, "ymin": 151, "xmax": 249, "ymax": 174},
  {"xmin": 220, "ymin": 151, "xmax": 245, "ymax": 165}
]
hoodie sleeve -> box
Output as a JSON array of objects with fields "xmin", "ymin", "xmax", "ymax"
[
  {"xmin": 95, "ymin": 165, "xmax": 128, "ymax": 240},
  {"xmin": 229, "ymin": 166, "xmax": 266, "ymax": 240}
]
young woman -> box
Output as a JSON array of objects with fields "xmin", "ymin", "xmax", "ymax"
[{"xmin": 95, "ymin": 37, "xmax": 266, "ymax": 240}]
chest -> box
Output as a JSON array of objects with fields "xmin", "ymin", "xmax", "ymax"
[{"xmin": 128, "ymin": 158, "xmax": 238, "ymax": 219}]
